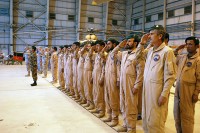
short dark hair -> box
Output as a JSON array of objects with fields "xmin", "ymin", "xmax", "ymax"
[
  {"xmin": 150, "ymin": 25, "xmax": 166, "ymax": 42},
  {"xmin": 59, "ymin": 46, "xmax": 64, "ymax": 50},
  {"xmin": 107, "ymin": 38, "xmax": 117, "ymax": 44},
  {"xmin": 73, "ymin": 42, "xmax": 80, "ymax": 47},
  {"xmin": 64, "ymin": 45, "xmax": 68, "ymax": 48},
  {"xmin": 32, "ymin": 46, "xmax": 36, "ymax": 51},
  {"xmin": 53, "ymin": 47, "xmax": 57, "ymax": 51},
  {"xmin": 185, "ymin": 36, "xmax": 199, "ymax": 45},
  {"xmin": 95, "ymin": 40, "xmax": 105, "ymax": 46},
  {"xmin": 165, "ymin": 33, "xmax": 169, "ymax": 42}
]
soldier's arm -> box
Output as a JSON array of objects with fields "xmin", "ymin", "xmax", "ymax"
[
  {"xmin": 117, "ymin": 60, "xmax": 121, "ymax": 83},
  {"xmin": 194, "ymin": 57, "xmax": 200, "ymax": 96},
  {"xmin": 134, "ymin": 58, "xmax": 145, "ymax": 90},
  {"xmin": 162, "ymin": 49, "xmax": 177, "ymax": 98}
]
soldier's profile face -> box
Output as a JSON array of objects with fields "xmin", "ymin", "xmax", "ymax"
[
  {"xmin": 124, "ymin": 38, "xmax": 134, "ymax": 49},
  {"xmin": 149, "ymin": 30, "xmax": 160, "ymax": 44},
  {"xmin": 107, "ymin": 41, "xmax": 113, "ymax": 50},
  {"xmin": 186, "ymin": 40, "xmax": 197, "ymax": 53}
]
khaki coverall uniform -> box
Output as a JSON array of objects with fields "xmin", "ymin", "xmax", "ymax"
[
  {"xmin": 93, "ymin": 52, "xmax": 106, "ymax": 114},
  {"xmin": 66, "ymin": 53, "xmax": 74, "ymax": 94},
  {"xmin": 84, "ymin": 51, "xmax": 96, "ymax": 106},
  {"xmin": 117, "ymin": 47, "xmax": 145, "ymax": 132},
  {"xmin": 64, "ymin": 53, "xmax": 69, "ymax": 91},
  {"xmin": 137, "ymin": 43, "xmax": 176, "ymax": 133},
  {"xmin": 104, "ymin": 51, "xmax": 120, "ymax": 120},
  {"xmin": 50, "ymin": 51, "xmax": 58, "ymax": 83},
  {"xmin": 58, "ymin": 52, "xmax": 65, "ymax": 89},
  {"xmin": 77, "ymin": 52, "xmax": 86, "ymax": 101},
  {"xmin": 42, "ymin": 51, "xmax": 49, "ymax": 77},
  {"xmin": 72, "ymin": 51, "xmax": 80, "ymax": 98},
  {"xmin": 174, "ymin": 53, "xmax": 200, "ymax": 133}
]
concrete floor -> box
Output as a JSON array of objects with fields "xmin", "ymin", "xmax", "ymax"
[{"xmin": 0, "ymin": 65, "xmax": 199, "ymax": 133}]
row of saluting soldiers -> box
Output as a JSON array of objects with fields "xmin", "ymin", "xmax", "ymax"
[{"xmin": 24, "ymin": 25, "xmax": 200, "ymax": 133}]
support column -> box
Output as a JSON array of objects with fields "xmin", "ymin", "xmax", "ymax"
[
  {"xmin": 76, "ymin": 0, "xmax": 81, "ymax": 41},
  {"xmin": 103, "ymin": 2, "xmax": 108, "ymax": 40},
  {"xmin": 46, "ymin": 0, "xmax": 49, "ymax": 47},
  {"xmin": 163, "ymin": 0, "xmax": 167, "ymax": 30},
  {"xmin": 10, "ymin": 0, "xmax": 13, "ymax": 53},
  {"xmin": 142, "ymin": 0, "xmax": 146, "ymax": 32},
  {"xmin": 191, "ymin": 0, "xmax": 195, "ymax": 36}
]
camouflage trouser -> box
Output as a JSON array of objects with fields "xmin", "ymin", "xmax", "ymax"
[
  {"xmin": 31, "ymin": 68, "xmax": 37, "ymax": 81},
  {"xmin": 26, "ymin": 63, "xmax": 30, "ymax": 73}
]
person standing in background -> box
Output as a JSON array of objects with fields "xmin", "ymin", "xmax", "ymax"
[
  {"xmin": 30, "ymin": 46, "xmax": 38, "ymax": 86},
  {"xmin": 42, "ymin": 47, "xmax": 49, "ymax": 78},
  {"xmin": 24, "ymin": 46, "xmax": 31, "ymax": 77},
  {"xmin": 50, "ymin": 47, "xmax": 58, "ymax": 84}
]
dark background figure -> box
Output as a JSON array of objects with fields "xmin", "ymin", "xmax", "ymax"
[{"xmin": 30, "ymin": 46, "xmax": 38, "ymax": 86}]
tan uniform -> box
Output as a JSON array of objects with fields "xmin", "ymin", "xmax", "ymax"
[
  {"xmin": 137, "ymin": 43, "xmax": 176, "ymax": 133},
  {"xmin": 66, "ymin": 52, "xmax": 74, "ymax": 94},
  {"xmin": 24, "ymin": 50, "xmax": 31, "ymax": 75},
  {"xmin": 64, "ymin": 53, "xmax": 69, "ymax": 91},
  {"xmin": 77, "ymin": 51, "xmax": 86, "ymax": 101},
  {"xmin": 117, "ymin": 47, "xmax": 145, "ymax": 132},
  {"xmin": 104, "ymin": 51, "xmax": 120, "ymax": 120},
  {"xmin": 174, "ymin": 53, "xmax": 200, "ymax": 133},
  {"xmin": 93, "ymin": 52, "xmax": 106, "ymax": 114},
  {"xmin": 72, "ymin": 51, "xmax": 79, "ymax": 98},
  {"xmin": 84, "ymin": 51, "xmax": 96, "ymax": 105},
  {"xmin": 58, "ymin": 52, "xmax": 65, "ymax": 89},
  {"xmin": 50, "ymin": 51, "xmax": 58, "ymax": 82},
  {"xmin": 42, "ymin": 51, "xmax": 49, "ymax": 77}
]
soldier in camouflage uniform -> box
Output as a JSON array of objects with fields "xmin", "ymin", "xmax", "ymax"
[
  {"xmin": 42, "ymin": 47, "xmax": 49, "ymax": 78},
  {"xmin": 30, "ymin": 46, "xmax": 38, "ymax": 86}
]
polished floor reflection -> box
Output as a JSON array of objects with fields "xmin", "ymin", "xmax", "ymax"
[{"xmin": 0, "ymin": 65, "xmax": 199, "ymax": 133}]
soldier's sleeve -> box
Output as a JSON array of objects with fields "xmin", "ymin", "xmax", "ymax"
[
  {"xmin": 162, "ymin": 49, "xmax": 177, "ymax": 98},
  {"xmin": 61, "ymin": 55, "xmax": 64, "ymax": 69},
  {"xmin": 194, "ymin": 57, "xmax": 200, "ymax": 96},
  {"xmin": 100, "ymin": 59, "xmax": 105, "ymax": 82},
  {"xmin": 134, "ymin": 58, "xmax": 145, "ymax": 90},
  {"xmin": 117, "ymin": 60, "xmax": 121, "ymax": 82},
  {"xmin": 112, "ymin": 46, "xmax": 122, "ymax": 61},
  {"xmin": 136, "ymin": 44, "xmax": 148, "ymax": 60}
]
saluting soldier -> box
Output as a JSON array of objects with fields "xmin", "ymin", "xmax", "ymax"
[
  {"xmin": 50, "ymin": 47, "xmax": 58, "ymax": 83},
  {"xmin": 72, "ymin": 42, "xmax": 81, "ymax": 100},
  {"xmin": 138, "ymin": 25, "xmax": 176, "ymax": 133},
  {"xmin": 113, "ymin": 36, "xmax": 145, "ymax": 133},
  {"xmin": 42, "ymin": 47, "xmax": 49, "ymax": 78},
  {"xmin": 77, "ymin": 44, "xmax": 87, "ymax": 104},
  {"xmin": 82, "ymin": 43, "xmax": 96, "ymax": 110},
  {"xmin": 91, "ymin": 40, "xmax": 106, "ymax": 118},
  {"xmin": 174, "ymin": 37, "xmax": 200, "ymax": 133},
  {"xmin": 102, "ymin": 38, "xmax": 121, "ymax": 127},
  {"xmin": 30, "ymin": 46, "xmax": 38, "ymax": 86},
  {"xmin": 58, "ymin": 46, "xmax": 65, "ymax": 90}
]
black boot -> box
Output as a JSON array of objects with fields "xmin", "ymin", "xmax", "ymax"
[{"xmin": 31, "ymin": 81, "xmax": 37, "ymax": 86}]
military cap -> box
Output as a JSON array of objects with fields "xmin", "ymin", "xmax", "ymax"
[{"xmin": 149, "ymin": 25, "xmax": 165, "ymax": 31}]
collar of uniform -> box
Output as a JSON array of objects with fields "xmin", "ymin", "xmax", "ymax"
[
  {"xmin": 153, "ymin": 42, "xmax": 165, "ymax": 52},
  {"xmin": 128, "ymin": 48, "xmax": 136, "ymax": 54},
  {"xmin": 188, "ymin": 52, "xmax": 199, "ymax": 59}
]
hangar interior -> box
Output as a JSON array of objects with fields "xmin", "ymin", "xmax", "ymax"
[
  {"xmin": 0, "ymin": 0, "xmax": 200, "ymax": 133},
  {"xmin": 0, "ymin": 0, "xmax": 200, "ymax": 55}
]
